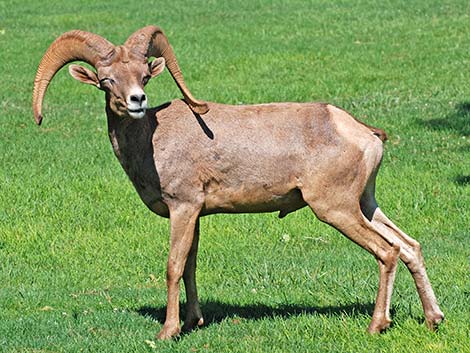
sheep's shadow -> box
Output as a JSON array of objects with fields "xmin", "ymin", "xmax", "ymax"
[
  {"xmin": 455, "ymin": 175, "xmax": 470, "ymax": 186},
  {"xmin": 421, "ymin": 101, "xmax": 470, "ymax": 136},
  {"xmin": 137, "ymin": 300, "xmax": 385, "ymax": 330},
  {"xmin": 420, "ymin": 102, "xmax": 470, "ymax": 187}
]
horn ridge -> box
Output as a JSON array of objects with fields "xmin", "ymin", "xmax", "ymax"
[
  {"xmin": 125, "ymin": 26, "xmax": 209, "ymax": 115},
  {"xmin": 32, "ymin": 30, "xmax": 115, "ymax": 124}
]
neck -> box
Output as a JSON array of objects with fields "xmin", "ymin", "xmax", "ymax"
[{"xmin": 106, "ymin": 106, "xmax": 154, "ymax": 169}]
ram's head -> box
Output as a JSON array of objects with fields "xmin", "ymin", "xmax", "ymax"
[{"xmin": 32, "ymin": 26, "xmax": 209, "ymax": 124}]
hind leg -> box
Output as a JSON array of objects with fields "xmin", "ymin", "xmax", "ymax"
[
  {"xmin": 305, "ymin": 195, "xmax": 401, "ymax": 333},
  {"xmin": 361, "ymin": 189, "xmax": 444, "ymax": 329},
  {"xmin": 369, "ymin": 253, "xmax": 399, "ymax": 332},
  {"xmin": 372, "ymin": 209, "xmax": 444, "ymax": 329}
]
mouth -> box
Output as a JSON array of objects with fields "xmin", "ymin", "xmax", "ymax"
[{"xmin": 128, "ymin": 108, "xmax": 146, "ymax": 119}]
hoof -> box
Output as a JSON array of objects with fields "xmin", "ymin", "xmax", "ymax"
[
  {"xmin": 156, "ymin": 324, "xmax": 181, "ymax": 340},
  {"xmin": 182, "ymin": 316, "xmax": 204, "ymax": 333},
  {"xmin": 425, "ymin": 312, "xmax": 445, "ymax": 331},
  {"xmin": 367, "ymin": 318, "xmax": 391, "ymax": 334}
]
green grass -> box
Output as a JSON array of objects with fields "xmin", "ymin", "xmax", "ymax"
[{"xmin": 1, "ymin": 0, "xmax": 470, "ymax": 352}]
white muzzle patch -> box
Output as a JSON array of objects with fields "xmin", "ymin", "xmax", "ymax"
[{"xmin": 127, "ymin": 87, "xmax": 148, "ymax": 119}]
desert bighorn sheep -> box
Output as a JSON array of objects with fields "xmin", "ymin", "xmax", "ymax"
[{"xmin": 32, "ymin": 25, "xmax": 444, "ymax": 339}]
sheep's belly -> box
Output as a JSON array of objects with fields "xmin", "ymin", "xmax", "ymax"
[{"xmin": 201, "ymin": 186, "xmax": 306, "ymax": 217}]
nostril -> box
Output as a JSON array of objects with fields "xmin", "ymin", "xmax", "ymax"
[
  {"xmin": 130, "ymin": 95, "xmax": 139, "ymax": 103},
  {"xmin": 130, "ymin": 94, "xmax": 146, "ymax": 104}
]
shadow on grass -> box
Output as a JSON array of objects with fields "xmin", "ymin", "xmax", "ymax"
[
  {"xmin": 137, "ymin": 300, "xmax": 380, "ymax": 328},
  {"xmin": 455, "ymin": 175, "xmax": 470, "ymax": 186},
  {"xmin": 422, "ymin": 102, "xmax": 470, "ymax": 136}
]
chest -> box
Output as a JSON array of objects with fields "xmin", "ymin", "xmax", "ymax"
[{"xmin": 108, "ymin": 125, "xmax": 165, "ymax": 212}]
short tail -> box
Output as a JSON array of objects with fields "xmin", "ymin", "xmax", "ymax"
[{"xmin": 371, "ymin": 127, "xmax": 388, "ymax": 142}]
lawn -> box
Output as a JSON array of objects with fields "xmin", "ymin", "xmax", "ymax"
[{"xmin": 1, "ymin": 0, "xmax": 469, "ymax": 352}]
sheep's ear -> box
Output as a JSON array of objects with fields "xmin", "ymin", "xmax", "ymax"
[
  {"xmin": 69, "ymin": 64, "xmax": 100, "ymax": 87},
  {"xmin": 149, "ymin": 57, "xmax": 165, "ymax": 78}
]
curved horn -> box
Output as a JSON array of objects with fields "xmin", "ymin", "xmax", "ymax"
[
  {"xmin": 32, "ymin": 30, "xmax": 115, "ymax": 125},
  {"xmin": 125, "ymin": 26, "xmax": 209, "ymax": 115}
]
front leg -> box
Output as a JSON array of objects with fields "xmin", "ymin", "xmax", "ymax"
[
  {"xmin": 182, "ymin": 219, "xmax": 204, "ymax": 332},
  {"xmin": 157, "ymin": 203, "xmax": 201, "ymax": 340}
]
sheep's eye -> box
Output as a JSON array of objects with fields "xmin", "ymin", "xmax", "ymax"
[
  {"xmin": 99, "ymin": 78, "xmax": 115, "ymax": 87},
  {"xmin": 142, "ymin": 75, "xmax": 151, "ymax": 85}
]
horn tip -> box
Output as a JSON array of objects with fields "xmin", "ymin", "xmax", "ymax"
[{"xmin": 190, "ymin": 103, "xmax": 210, "ymax": 115}]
